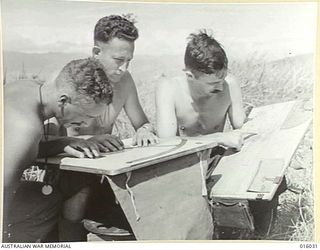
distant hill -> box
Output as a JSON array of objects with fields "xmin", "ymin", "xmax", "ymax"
[
  {"xmin": 3, "ymin": 51, "xmax": 89, "ymax": 82},
  {"xmin": 3, "ymin": 51, "xmax": 184, "ymax": 84}
]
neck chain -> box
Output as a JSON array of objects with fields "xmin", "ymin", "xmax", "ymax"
[{"xmin": 39, "ymin": 84, "xmax": 53, "ymax": 195}]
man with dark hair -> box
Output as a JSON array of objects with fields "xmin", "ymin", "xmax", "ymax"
[
  {"xmin": 156, "ymin": 31, "xmax": 285, "ymax": 239},
  {"xmin": 156, "ymin": 30, "xmax": 245, "ymax": 147},
  {"xmin": 3, "ymin": 58, "xmax": 118, "ymax": 242},
  {"xmin": 69, "ymin": 15, "xmax": 158, "ymax": 147},
  {"xmin": 155, "ymin": 31, "xmax": 248, "ymax": 239}
]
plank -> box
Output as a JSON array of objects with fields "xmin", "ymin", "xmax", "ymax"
[
  {"xmin": 209, "ymin": 100, "xmax": 312, "ymax": 201},
  {"xmin": 107, "ymin": 154, "xmax": 213, "ymax": 240},
  {"xmin": 40, "ymin": 137, "xmax": 217, "ymax": 175}
]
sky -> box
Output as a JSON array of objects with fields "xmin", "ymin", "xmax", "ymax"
[{"xmin": 1, "ymin": 0, "xmax": 318, "ymax": 61}]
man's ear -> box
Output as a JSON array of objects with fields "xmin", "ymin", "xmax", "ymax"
[
  {"xmin": 92, "ymin": 46, "xmax": 101, "ymax": 57},
  {"xmin": 58, "ymin": 94, "xmax": 71, "ymax": 106},
  {"xmin": 58, "ymin": 95, "xmax": 71, "ymax": 117},
  {"xmin": 184, "ymin": 70, "xmax": 195, "ymax": 79}
]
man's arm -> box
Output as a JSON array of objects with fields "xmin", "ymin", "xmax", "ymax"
[
  {"xmin": 226, "ymin": 74, "xmax": 246, "ymax": 129},
  {"xmin": 123, "ymin": 73, "xmax": 158, "ymax": 146},
  {"xmin": 41, "ymin": 119, "xmax": 123, "ymax": 156},
  {"xmin": 155, "ymin": 79, "xmax": 178, "ymax": 138},
  {"xmin": 123, "ymin": 73, "xmax": 149, "ymax": 129},
  {"xmin": 3, "ymin": 112, "xmax": 42, "ymax": 223}
]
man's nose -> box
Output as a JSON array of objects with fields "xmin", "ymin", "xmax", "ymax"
[
  {"xmin": 216, "ymin": 84, "xmax": 223, "ymax": 91},
  {"xmin": 118, "ymin": 61, "xmax": 129, "ymax": 72}
]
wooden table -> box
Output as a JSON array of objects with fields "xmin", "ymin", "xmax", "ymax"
[{"xmin": 43, "ymin": 137, "xmax": 220, "ymax": 240}]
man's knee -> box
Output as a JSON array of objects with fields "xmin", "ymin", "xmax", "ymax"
[{"xmin": 62, "ymin": 186, "xmax": 91, "ymax": 222}]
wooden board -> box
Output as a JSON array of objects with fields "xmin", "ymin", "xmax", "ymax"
[
  {"xmin": 209, "ymin": 100, "xmax": 312, "ymax": 201},
  {"xmin": 107, "ymin": 154, "xmax": 213, "ymax": 240},
  {"xmin": 41, "ymin": 137, "xmax": 218, "ymax": 175}
]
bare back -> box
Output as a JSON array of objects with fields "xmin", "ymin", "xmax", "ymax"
[{"xmin": 4, "ymin": 80, "xmax": 43, "ymax": 186}]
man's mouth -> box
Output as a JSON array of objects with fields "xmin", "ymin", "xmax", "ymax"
[{"xmin": 210, "ymin": 89, "xmax": 222, "ymax": 94}]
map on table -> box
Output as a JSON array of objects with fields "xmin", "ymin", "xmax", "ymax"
[
  {"xmin": 42, "ymin": 136, "xmax": 218, "ymax": 175},
  {"xmin": 209, "ymin": 100, "xmax": 312, "ymax": 201}
]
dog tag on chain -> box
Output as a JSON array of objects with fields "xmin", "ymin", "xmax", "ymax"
[{"xmin": 42, "ymin": 184, "xmax": 53, "ymax": 195}]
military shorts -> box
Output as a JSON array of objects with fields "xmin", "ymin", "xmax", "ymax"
[{"xmin": 3, "ymin": 170, "xmax": 97, "ymax": 243}]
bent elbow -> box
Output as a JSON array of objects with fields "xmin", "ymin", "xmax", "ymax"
[{"xmin": 232, "ymin": 116, "xmax": 245, "ymax": 129}]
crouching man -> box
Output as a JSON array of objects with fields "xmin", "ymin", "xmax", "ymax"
[{"xmin": 3, "ymin": 58, "xmax": 120, "ymax": 242}]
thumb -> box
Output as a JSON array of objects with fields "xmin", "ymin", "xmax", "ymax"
[{"xmin": 64, "ymin": 145, "xmax": 84, "ymax": 158}]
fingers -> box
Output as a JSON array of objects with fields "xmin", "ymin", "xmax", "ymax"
[
  {"xmin": 135, "ymin": 133, "xmax": 159, "ymax": 147},
  {"xmin": 86, "ymin": 135, "xmax": 124, "ymax": 152},
  {"xmin": 82, "ymin": 141, "xmax": 100, "ymax": 158},
  {"xmin": 67, "ymin": 139, "xmax": 100, "ymax": 158},
  {"xmin": 64, "ymin": 145, "xmax": 85, "ymax": 158},
  {"xmin": 100, "ymin": 140, "xmax": 119, "ymax": 152},
  {"xmin": 148, "ymin": 134, "xmax": 160, "ymax": 145},
  {"xmin": 99, "ymin": 136, "xmax": 124, "ymax": 152},
  {"xmin": 105, "ymin": 136, "xmax": 124, "ymax": 150}
]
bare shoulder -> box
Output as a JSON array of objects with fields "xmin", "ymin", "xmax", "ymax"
[
  {"xmin": 5, "ymin": 81, "xmax": 41, "ymax": 133},
  {"xmin": 156, "ymin": 76, "xmax": 181, "ymax": 95}
]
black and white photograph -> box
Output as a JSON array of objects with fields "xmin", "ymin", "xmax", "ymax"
[{"xmin": 1, "ymin": 0, "xmax": 318, "ymax": 244}]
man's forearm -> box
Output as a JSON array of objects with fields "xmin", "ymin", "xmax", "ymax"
[
  {"xmin": 38, "ymin": 136, "xmax": 77, "ymax": 157},
  {"xmin": 137, "ymin": 122, "xmax": 155, "ymax": 133},
  {"xmin": 197, "ymin": 132, "xmax": 225, "ymax": 145}
]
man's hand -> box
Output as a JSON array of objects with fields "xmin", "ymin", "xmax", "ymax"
[
  {"xmin": 132, "ymin": 124, "xmax": 159, "ymax": 147},
  {"xmin": 64, "ymin": 138, "xmax": 101, "ymax": 158},
  {"xmin": 64, "ymin": 134, "xmax": 124, "ymax": 158},
  {"xmin": 218, "ymin": 130, "xmax": 244, "ymax": 151},
  {"xmin": 87, "ymin": 134, "xmax": 124, "ymax": 152}
]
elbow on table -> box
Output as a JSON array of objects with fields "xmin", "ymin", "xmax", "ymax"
[{"xmin": 231, "ymin": 118, "xmax": 245, "ymax": 130}]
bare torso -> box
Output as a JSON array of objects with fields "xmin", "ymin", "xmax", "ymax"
[{"xmin": 173, "ymin": 76, "xmax": 231, "ymax": 136}]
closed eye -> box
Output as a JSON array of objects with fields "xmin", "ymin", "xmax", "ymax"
[
  {"xmin": 86, "ymin": 114, "xmax": 100, "ymax": 119},
  {"xmin": 114, "ymin": 58, "xmax": 125, "ymax": 62},
  {"xmin": 70, "ymin": 122, "xmax": 84, "ymax": 126}
]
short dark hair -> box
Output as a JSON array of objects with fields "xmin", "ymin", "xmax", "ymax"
[
  {"xmin": 184, "ymin": 30, "xmax": 228, "ymax": 75},
  {"xmin": 94, "ymin": 15, "xmax": 139, "ymax": 44},
  {"xmin": 55, "ymin": 58, "xmax": 113, "ymax": 105}
]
